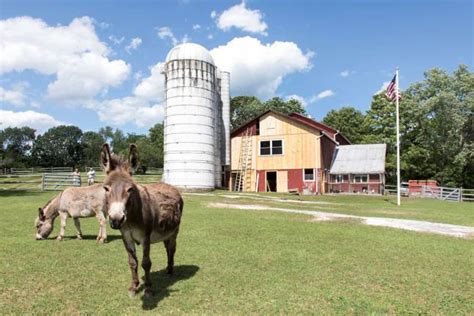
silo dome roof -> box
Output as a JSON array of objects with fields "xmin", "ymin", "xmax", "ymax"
[{"xmin": 165, "ymin": 43, "xmax": 215, "ymax": 65}]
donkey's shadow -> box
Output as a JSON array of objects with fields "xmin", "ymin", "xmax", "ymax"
[{"xmin": 140, "ymin": 264, "xmax": 199, "ymax": 310}]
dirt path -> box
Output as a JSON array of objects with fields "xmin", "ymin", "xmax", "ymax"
[{"xmin": 208, "ymin": 202, "xmax": 474, "ymax": 239}]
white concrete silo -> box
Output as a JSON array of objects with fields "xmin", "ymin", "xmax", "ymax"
[
  {"xmin": 220, "ymin": 71, "xmax": 231, "ymax": 166},
  {"xmin": 163, "ymin": 43, "xmax": 217, "ymax": 189}
]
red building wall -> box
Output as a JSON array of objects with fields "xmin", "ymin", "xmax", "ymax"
[{"xmin": 257, "ymin": 168, "xmax": 322, "ymax": 194}]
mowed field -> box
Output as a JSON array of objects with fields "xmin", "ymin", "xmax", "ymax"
[{"xmin": 0, "ymin": 190, "xmax": 473, "ymax": 314}]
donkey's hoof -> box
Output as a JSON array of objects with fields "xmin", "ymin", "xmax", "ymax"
[
  {"xmin": 144, "ymin": 288, "xmax": 154, "ymax": 299},
  {"xmin": 56, "ymin": 236, "xmax": 63, "ymax": 241},
  {"xmin": 166, "ymin": 266, "xmax": 174, "ymax": 275},
  {"xmin": 76, "ymin": 235, "xmax": 83, "ymax": 240},
  {"xmin": 128, "ymin": 287, "xmax": 138, "ymax": 298}
]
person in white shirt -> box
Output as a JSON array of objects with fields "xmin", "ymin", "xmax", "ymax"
[
  {"xmin": 87, "ymin": 168, "xmax": 96, "ymax": 185},
  {"xmin": 72, "ymin": 168, "xmax": 81, "ymax": 186}
]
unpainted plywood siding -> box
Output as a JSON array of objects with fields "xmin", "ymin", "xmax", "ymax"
[{"xmin": 255, "ymin": 113, "xmax": 321, "ymax": 170}]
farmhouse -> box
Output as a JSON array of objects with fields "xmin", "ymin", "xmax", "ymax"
[
  {"xmin": 328, "ymin": 144, "xmax": 387, "ymax": 194},
  {"xmin": 230, "ymin": 110, "xmax": 386, "ymax": 194}
]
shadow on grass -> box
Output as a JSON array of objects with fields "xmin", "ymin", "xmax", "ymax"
[
  {"xmin": 140, "ymin": 265, "xmax": 199, "ymax": 310},
  {"xmin": 40, "ymin": 234, "xmax": 122, "ymax": 243},
  {"xmin": 0, "ymin": 190, "xmax": 45, "ymax": 197}
]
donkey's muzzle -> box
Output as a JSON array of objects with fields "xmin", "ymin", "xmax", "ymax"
[{"xmin": 110, "ymin": 217, "xmax": 125, "ymax": 229}]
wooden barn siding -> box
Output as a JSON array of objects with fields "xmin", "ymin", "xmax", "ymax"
[
  {"xmin": 256, "ymin": 168, "xmax": 323, "ymax": 193},
  {"xmin": 256, "ymin": 113, "xmax": 322, "ymax": 170},
  {"xmin": 232, "ymin": 121, "xmax": 258, "ymax": 137}
]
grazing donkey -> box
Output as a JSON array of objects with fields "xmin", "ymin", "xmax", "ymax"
[
  {"xmin": 35, "ymin": 184, "xmax": 107, "ymax": 242},
  {"xmin": 100, "ymin": 144, "xmax": 183, "ymax": 298}
]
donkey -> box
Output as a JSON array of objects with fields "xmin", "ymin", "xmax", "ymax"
[
  {"xmin": 35, "ymin": 184, "xmax": 107, "ymax": 242},
  {"xmin": 100, "ymin": 144, "xmax": 183, "ymax": 298}
]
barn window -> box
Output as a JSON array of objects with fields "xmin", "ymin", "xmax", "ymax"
[
  {"xmin": 271, "ymin": 140, "xmax": 283, "ymax": 155},
  {"xmin": 304, "ymin": 169, "xmax": 314, "ymax": 181},
  {"xmin": 260, "ymin": 141, "xmax": 271, "ymax": 155},
  {"xmin": 259, "ymin": 140, "xmax": 283, "ymax": 156}
]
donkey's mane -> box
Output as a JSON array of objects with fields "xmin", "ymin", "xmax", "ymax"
[{"xmin": 42, "ymin": 194, "xmax": 61, "ymax": 218}]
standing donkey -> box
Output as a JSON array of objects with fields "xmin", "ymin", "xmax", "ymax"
[
  {"xmin": 100, "ymin": 144, "xmax": 183, "ymax": 298},
  {"xmin": 35, "ymin": 184, "xmax": 107, "ymax": 242}
]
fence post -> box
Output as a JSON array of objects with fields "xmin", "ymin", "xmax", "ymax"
[
  {"xmin": 42, "ymin": 174, "xmax": 45, "ymax": 191},
  {"xmin": 460, "ymin": 187, "xmax": 463, "ymax": 202}
]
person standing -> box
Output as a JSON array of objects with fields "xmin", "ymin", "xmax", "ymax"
[
  {"xmin": 87, "ymin": 168, "xmax": 96, "ymax": 185},
  {"xmin": 72, "ymin": 168, "xmax": 81, "ymax": 186}
]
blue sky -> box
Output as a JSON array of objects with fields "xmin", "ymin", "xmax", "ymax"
[{"xmin": 0, "ymin": 0, "xmax": 472, "ymax": 135}]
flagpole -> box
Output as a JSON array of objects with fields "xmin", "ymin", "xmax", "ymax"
[{"xmin": 396, "ymin": 68, "xmax": 401, "ymax": 206}]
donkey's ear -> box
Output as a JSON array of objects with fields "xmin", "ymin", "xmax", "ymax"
[
  {"xmin": 100, "ymin": 143, "xmax": 115, "ymax": 174},
  {"xmin": 38, "ymin": 208, "xmax": 45, "ymax": 220},
  {"xmin": 128, "ymin": 144, "xmax": 139, "ymax": 173}
]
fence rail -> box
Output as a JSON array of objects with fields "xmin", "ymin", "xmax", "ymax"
[{"xmin": 385, "ymin": 184, "xmax": 474, "ymax": 202}]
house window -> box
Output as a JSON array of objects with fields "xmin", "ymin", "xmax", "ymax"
[
  {"xmin": 304, "ymin": 169, "xmax": 314, "ymax": 181},
  {"xmin": 332, "ymin": 175, "xmax": 344, "ymax": 183},
  {"xmin": 352, "ymin": 175, "xmax": 368, "ymax": 183},
  {"xmin": 260, "ymin": 140, "xmax": 283, "ymax": 156}
]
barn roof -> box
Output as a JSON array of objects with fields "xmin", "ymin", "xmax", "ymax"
[
  {"xmin": 330, "ymin": 144, "xmax": 387, "ymax": 174},
  {"xmin": 231, "ymin": 110, "xmax": 351, "ymax": 144}
]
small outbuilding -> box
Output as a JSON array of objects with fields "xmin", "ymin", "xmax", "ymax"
[{"xmin": 328, "ymin": 144, "xmax": 387, "ymax": 194}]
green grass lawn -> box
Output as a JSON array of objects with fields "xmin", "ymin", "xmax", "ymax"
[
  {"xmin": 211, "ymin": 191, "xmax": 474, "ymax": 226},
  {"xmin": 0, "ymin": 191, "xmax": 472, "ymax": 314}
]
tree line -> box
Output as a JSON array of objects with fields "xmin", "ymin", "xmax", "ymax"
[
  {"xmin": 0, "ymin": 123, "xmax": 164, "ymax": 172},
  {"xmin": 1, "ymin": 65, "xmax": 471, "ymax": 187}
]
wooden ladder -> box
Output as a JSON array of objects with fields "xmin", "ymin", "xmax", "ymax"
[{"xmin": 234, "ymin": 129, "xmax": 252, "ymax": 192}]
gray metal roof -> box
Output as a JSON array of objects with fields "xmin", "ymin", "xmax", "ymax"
[{"xmin": 330, "ymin": 144, "xmax": 387, "ymax": 174}]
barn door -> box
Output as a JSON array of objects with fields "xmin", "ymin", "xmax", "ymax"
[{"xmin": 277, "ymin": 170, "xmax": 288, "ymax": 193}]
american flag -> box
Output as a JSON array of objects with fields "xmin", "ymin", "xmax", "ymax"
[{"xmin": 385, "ymin": 74, "xmax": 401, "ymax": 101}]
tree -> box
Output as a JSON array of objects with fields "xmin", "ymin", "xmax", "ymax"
[
  {"xmin": 82, "ymin": 131, "xmax": 105, "ymax": 167},
  {"xmin": 230, "ymin": 96, "xmax": 263, "ymax": 130},
  {"xmin": 32, "ymin": 125, "xmax": 84, "ymax": 167},
  {"xmin": 401, "ymin": 65, "xmax": 474, "ymax": 187},
  {"xmin": 0, "ymin": 127, "xmax": 36, "ymax": 168},
  {"xmin": 230, "ymin": 96, "xmax": 307, "ymax": 130},
  {"xmin": 322, "ymin": 107, "xmax": 367, "ymax": 143},
  {"xmin": 363, "ymin": 65, "xmax": 473, "ymax": 187}
]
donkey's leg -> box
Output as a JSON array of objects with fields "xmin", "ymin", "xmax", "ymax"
[
  {"xmin": 142, "ymin": 235, "xmax": 153, "ymax": 298},
  {"xmin": 122, "ymin": 235, "xmax": 139, "ymax": 297},
  {"xmin": 164, "ymin": 233, "xmax": 177, "ymax": 275},
  {"xmin": 73, "ymin": 218, "xmax": 83, "ymax": 239},
  {"xmin": 56, "ymin": 211, "xmax": 68, "ymax": 241},
  {"xmin": 96, "ymin": 211, "xmax": 107, "ymax": 243}
]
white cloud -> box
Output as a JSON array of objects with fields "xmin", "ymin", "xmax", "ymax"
[
  {"xmin": 340, "ymin": 69, "xmax": 355, "ymax": 77},
  {"xmin": 157, "ymin": 26, "xmax": 178, "ymax": 46},
  {"xmin": 0, "ymin": 85, "xmax": 26, "ymax": 106},
  {"xmin": 0, "ymin": 110, "xmax": 64, "ymax": 133},
  {"xmin": 285, "ymin": 95, "xmax": 307, "ymax": 107},
  {"xmin": 133, "ymin": 63, "xmax": 165, "ymax": 101},
  {"xmin": 90, "ymin": 62, "xmax": 166, "ymax": 128},
  {"xmin": 192, "ymin": 24, "xmax": 201, "ymax": 30},
  {"xmin": 108, "ymin": 35, "xmax": 124, "ymax": 45},
  {"xmin": 309, "ymin": 90, "xmax": 335, "ymax": 103},
  {"xmin": 95, "ymin": 97, "xmax": 164, "ymax": 127},
  {"xmin": 340, "ymin": 70, "xmax": 350, "ymax": 77},
  {"xmin": 0, "ymin": 16, "xmax": 131, "ymax": 104},
  {"xmin": 210, "ymin": 36, "xmax": 313, "ymax": 99},
  {"xmin": 207, "ymin": 34, "xmax": 214, "ymax": 40},
  {"xmin": 214, "ymin": 1, "xmax": 268, "ymax": 35},
  {"xmin": 125, "ymin": 37, "xmax": 142, "ymax": 54},
  {"xmin": 376, "ymin": 81, "xmax": 390, "ymax": 94}
]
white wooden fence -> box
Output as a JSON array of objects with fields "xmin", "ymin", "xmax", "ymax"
[
  {"xmin": 385, "ymin": 185, "xmax": 474, "ymax": 202},
  {"xmin": 42, "ymin": 174, "xmax": 81, "ymax": 191}
]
